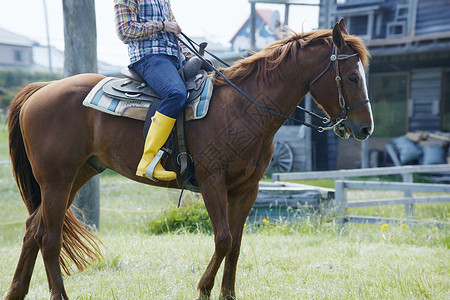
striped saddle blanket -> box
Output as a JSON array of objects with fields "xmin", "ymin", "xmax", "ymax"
[{"xmin": 82, "ymin": 74, "xmax": 213, "ymax": 122}]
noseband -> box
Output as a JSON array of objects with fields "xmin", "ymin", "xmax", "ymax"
[{"xmin": 306, "ymin": 44, "xmax": 370, "ymax": 132}]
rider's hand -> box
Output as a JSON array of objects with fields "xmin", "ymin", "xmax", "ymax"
[{"xmin": 161, "ymin": 21, "xmax": 181, "ymax": 35}]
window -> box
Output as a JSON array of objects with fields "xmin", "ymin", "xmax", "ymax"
[
  {"xmin": 349, "ymin": 15, "xmax": 369, "ymax": 36},
  {"xmin": 442, "ymin": 70, "xmax": 450, "ymax": 132},
  {"xmin": 14, "ymin": 50, "xmax": 25, "ymax": 62},
  {"xmin": 369, "ymin": 73, "xmax": 409, "ymax": 137}
]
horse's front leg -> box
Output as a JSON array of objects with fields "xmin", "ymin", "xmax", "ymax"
[
  {"xmin": 220, "ymin": 185, "xmax": 259, "ymax": 299},
  {"xmin": 196, "ymin": 180, "xmax": 232, "ymax": 300}
]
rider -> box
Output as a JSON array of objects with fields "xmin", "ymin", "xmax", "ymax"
[{"xmin": 114, "ymin": 0, "xmax": 191, "ymax": 181}]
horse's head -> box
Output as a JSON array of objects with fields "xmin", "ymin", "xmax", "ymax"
[{"xmin": 309, "ymin": 19, "xmax": 374, "ymax": 141}]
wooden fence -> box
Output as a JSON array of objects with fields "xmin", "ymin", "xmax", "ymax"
[
  {"xmin": 335, "ymin": 180, "xmax": 450, "ymax": 226},
  {"xmin": 273, "ymin": 164, "xmax": 450, "ymax": 225}
]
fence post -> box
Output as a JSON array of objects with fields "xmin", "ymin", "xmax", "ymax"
[
  {"xmin": 334, "ymin": 180, "xmax": 347, "ymax": 230},
  {"xmin": 402, "ymin": 172, "xmax": 414, "ymax": 218}
]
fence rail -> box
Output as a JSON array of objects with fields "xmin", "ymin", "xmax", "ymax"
[
  {"xmin": 335, "ymin": 180, "xmax": 450, "ymax": 226},
  {"xmin": 273, "ymin": 164, "xmax": 450, "ymax": 225},
  {"xmin": 272, "ymin": 164, "xmax": 450, "ymax": 181}
]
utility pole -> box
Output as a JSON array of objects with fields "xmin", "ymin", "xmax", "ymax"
[
  {"xmin": 43, "ymin": 0, "xmax": 53, "ymax": 72},
  {"xmin": 63, "ymin": 0, "xmax": 100, "ymax": 229}
]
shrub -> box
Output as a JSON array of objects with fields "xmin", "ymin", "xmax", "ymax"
[
  {"xmin": 147, "ymin": 196, "xmax": 212, "ymax": 235},
  {"xmin": 0, "ymin": 70, "xmax": 62, "ymax": 108}
]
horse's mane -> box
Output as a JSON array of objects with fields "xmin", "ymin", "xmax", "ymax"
[{"xmin": 212, "ymin": 28, "xmax": 370, "ymax": 86}]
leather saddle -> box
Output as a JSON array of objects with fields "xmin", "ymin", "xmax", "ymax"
[
  {"xmin": 103, "ymin": 68, "xmax": 208, "ymax": 104},
  {"xmin": 102, "ymin": 42, "xmax": 212, "ymax": 104}
]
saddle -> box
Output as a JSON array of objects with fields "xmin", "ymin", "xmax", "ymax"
[
  {"xmin": 103, "ymin": 68, "xmax": 208, "ymax": 104},
  {"xmin": 83, "ymin": 67, "xmax": 213, "ymax": 124}
]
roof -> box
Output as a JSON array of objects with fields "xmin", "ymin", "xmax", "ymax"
[
  {"xmin": 230, "ymin": 9, "xmax": 284, "ymax": 43},
  {"xmin": 0, "ymin": 27, "xmax": 36, "ymax": 47}
]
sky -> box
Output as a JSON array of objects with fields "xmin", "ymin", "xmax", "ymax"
[{"xmin": 0, "ymin": 0, "xmax": 319, "ymax": 67}]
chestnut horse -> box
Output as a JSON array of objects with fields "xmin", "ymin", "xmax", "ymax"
[{"xmin": 5, "ymin": 20, "xmax": 373, "ymax": 299}]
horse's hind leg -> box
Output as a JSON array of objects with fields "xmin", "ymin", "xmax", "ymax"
[
  {"xmin": 220, "ymin": 185, "xmax": 259, "ymax": 299},
  {"xmin": 5, "ymin": 210, "xmax": 42, "ymax": 300},
  {"xmin": 38, "ymin": 185, "xmax": 72, "ymax": 299}
]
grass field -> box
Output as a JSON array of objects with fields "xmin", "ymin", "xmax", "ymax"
[{"xmin": 0, "ymin": 115, "xmax": 449, "ymax": 299}]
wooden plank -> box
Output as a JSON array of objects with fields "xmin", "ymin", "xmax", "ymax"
[
  {"xmin": 343, "ymin": 180, "xmax": 450, "ymax": 193},
  {"xmin": 256, "ymin": 181, "xmax": 334, "ymax": 208},
  {"xmin": 346, "ymin": 195, "xmax": 450, "ymax": 208},
  {"xmin": 272, "ymin": 164, "xmax": 450, "ymax": 181},
  {"xmin": 415, "ymin": 0, "xmax": 450, "ymax": 35},
  {"xmin": 346, "ymin": 216, "xmax": 450, "ymax": 228},
  {"xmin": 271, "ymin": 181, "xmax": 334, "ymax": 199},
  {"xmin": 334, "ymin": 180, "xmax": 346, "ymax": 214},
  {"xmin": 346, "ymin": 216, "xmax": 416, "ymax": 225}
]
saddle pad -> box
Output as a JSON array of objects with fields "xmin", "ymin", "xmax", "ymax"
[
  {"xmin": 82, "ymin": 76, "xmax": 213, "ymax": 122},
  {"xmin": 186, "ymin": 74, "xmax": 213, "ymax": 120}
]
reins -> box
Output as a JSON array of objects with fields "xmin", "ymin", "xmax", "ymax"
[
  {"xmin": 181, "ymin": 32, "xmax": 231, "ymax": 68},
  {"xmin": 178, "ymin": 33, "xmax": 368, "ymax": 132}
]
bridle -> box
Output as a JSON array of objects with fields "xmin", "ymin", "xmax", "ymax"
[
  {"xmin": 178, "ymin": 34, "xmax": 369, "ymax": 132},
  {"xmin": 305, "ymin": 44, "xmax": 370, "ymax": 132}
]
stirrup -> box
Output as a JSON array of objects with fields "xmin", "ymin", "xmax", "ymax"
[{"xmin": 145, "ymin": 149, "xmax": 165, "ymax": 181}]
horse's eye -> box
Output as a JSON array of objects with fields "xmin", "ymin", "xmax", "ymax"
[{"xmin": 348, "ymin": 76, "xmax": 358, "ymax": 84}]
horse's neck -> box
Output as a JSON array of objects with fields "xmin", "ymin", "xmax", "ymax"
[
  {"xmin": 247, "ymin": 45, "xmax": 331, "ymax": 134},
  {"xmin": 230, "ymin": 79, "xmax": 306, "ymax": 139},
  {"xmin": 239, "ymin": 70, "xmax": 310, "ymax": 135},
  {"xmin": 224, "ymin": 46, "xmax": 329, "ymax": 138}
]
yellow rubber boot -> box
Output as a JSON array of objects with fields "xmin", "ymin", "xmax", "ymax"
[{"xmin": 136, "ymin": 111, "xmax": 177, "ymax": 181}]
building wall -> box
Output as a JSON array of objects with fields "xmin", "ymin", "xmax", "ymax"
[
  {"xmin": 0, "ymin": 44, "xmax": 33, "ymax": 68},
  {"xmin": 409, "ymin": 68, "xmax": 441, "ymax": 132},
  {"xmin": 415, "ymin": 0, "xmax": 450, "ymax": 35}
]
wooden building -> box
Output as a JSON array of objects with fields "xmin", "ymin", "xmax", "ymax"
[
  {"xmin": 0, "ymin": 28, "xmax": 35, "ymax": 69},
  {"xmin": 319, "ymin": 0, "xmax": 450, "ymax": 168}
]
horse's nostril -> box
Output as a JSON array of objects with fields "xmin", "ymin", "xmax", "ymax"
[{"xmin": 361, "ymin": 126, "xmax": 372, "ymax": 136}]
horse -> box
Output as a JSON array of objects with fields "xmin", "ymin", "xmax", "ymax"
[{"xmin": 5, "ymin": 19, "xmax": 373, "ymax": 300}]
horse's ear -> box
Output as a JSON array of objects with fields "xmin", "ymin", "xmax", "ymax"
[
  {"xmin": 332, "ymin": 22, "xmax": 346, "ymax": 50},
  {"xmin": 338, "ymin": 18, "xmax": 349, "ymax": 35}
]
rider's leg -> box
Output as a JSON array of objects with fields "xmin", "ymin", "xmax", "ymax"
[{"xmin": 132, "ymin": 54, "xmax": 187, "ymax": 181}]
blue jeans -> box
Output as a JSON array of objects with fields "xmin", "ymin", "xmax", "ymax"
[{"xmin": 132, "ymin": 54, "xmax": 187, "ymax": 118}]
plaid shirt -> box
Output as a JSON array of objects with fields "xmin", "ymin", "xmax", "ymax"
[{"xmin": 114, "ymin": 0, "xmax": 190, "ymax": 64}]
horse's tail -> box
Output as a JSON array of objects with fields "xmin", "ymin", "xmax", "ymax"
[
  {"xmin": 8, "ymin": 82, "xmax": 49, "ymax": 214},
  {"xmin": 8, "ymin": 82, "xmax": 103, "ymax": 275},
  {"xmin": 60, "ymin": 209, "xmax": 103, "ymax": 275}
]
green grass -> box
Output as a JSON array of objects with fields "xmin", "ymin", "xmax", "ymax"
[
  {"xmin": 1, "ymin": 230, "xmax": 449, "ymax": 299},
  {"xmin": 0, "ymin": 116, "xmax": 449, "ymax": 299},
  {"xmin": 0, "ymin": 114, "xmax": 8, "ymax": 161}
]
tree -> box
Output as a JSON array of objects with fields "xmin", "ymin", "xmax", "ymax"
[{"xmin": 63, "ymin": 0, "xmax": 100, "ymax": 229}]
